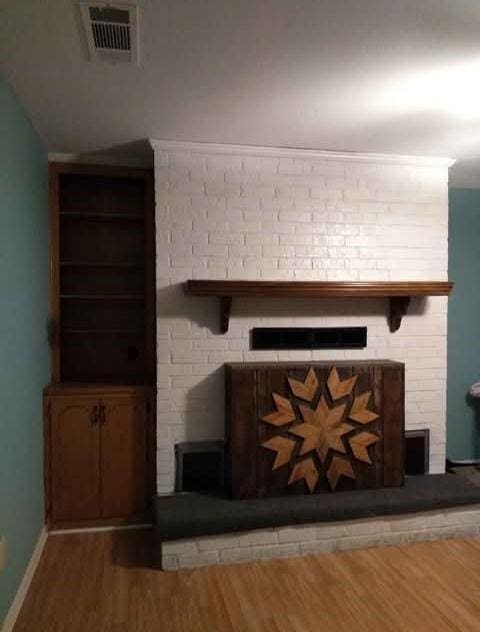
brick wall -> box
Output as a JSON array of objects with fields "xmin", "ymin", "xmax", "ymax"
[{"xmin": 152, "ymin": 140, "xmax": 452, "ymax": 494}]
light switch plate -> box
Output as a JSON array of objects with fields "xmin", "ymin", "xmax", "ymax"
[{"xmin": 0, "ymin": 536, "xmax": 6, "ymax": 572}]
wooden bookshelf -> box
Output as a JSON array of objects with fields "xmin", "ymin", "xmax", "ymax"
[
  {"xmin": 45, "ymin": 163, "xmax": 156, "ymax": 528},
  {"xmin": 49, "ymin": 163, "xmax": 156, "ymax": 384}
]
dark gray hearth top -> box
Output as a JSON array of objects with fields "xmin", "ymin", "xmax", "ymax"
[{"xmin": 154, "ymin": 474, "xmax": 480, "ymax": 541}]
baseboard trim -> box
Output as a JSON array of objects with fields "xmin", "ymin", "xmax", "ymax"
[
  {"xmin": 49, "ymin": 523, "xmax": 152, "ymax": 535},
  {"xmin": 1, "ymin": 527, "xmax": 48, "ymax": 632}
]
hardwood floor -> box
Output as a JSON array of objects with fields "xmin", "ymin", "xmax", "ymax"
[{"xmin": 14, "ymin": 530, "xmax": 480, "ymax": 632}]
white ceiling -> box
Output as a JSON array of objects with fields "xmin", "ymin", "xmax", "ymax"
[{"xmin": 3, "ymin": 0, "xmax": 480, "ymax": 184}]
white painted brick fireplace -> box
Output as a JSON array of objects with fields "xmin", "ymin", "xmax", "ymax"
[{"xmin": 151, "ymin": 140, "xmax": 453, "ymax": 495}]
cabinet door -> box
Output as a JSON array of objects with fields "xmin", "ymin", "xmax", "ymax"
[
  {"xmin": 50, "ymin": 397, "xmax": 100, "ymax": 522},
  {"xmin": 100, "ymin": 395, "xmax": 148, "ymax": 518}
]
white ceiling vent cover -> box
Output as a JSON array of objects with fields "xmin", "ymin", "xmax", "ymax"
[{"xmin": 80, "ymin": 2, "xmax": 139, "ymax": 64}]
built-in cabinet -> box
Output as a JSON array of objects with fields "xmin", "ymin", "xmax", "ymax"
[
  {"xmin": 45, "ymin": 164, "xmax": 156, "ymax": 528},
  {"xmin": 44, "ymin": 385, "xmax": 154, "ymax": 527}
]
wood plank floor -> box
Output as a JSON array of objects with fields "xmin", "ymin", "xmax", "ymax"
[{"xmin": 14, "ymin": 530, "xmax": 480, "ymax": 632}]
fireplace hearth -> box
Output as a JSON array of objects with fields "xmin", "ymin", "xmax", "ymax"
[{"xmin": 226, "ymin": 361, "xmax": 404, "ymax": 499}]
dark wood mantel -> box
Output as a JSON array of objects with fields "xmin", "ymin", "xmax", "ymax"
[{"xmin": 184, "ymin": 280, "xmax": 453, "ymax": 333}]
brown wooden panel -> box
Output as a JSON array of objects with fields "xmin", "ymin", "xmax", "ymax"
[
  {"xmin": 382, "ymin": 364, "xmax": 405, "ymax": 487},
  {"xmin": 226, "ymin": 366, "xmax": 257, "ymax": 499},
  {"xmin": 50, "ymin": 397, "xmax": 100, "ymax": 522},
  {"xmin": 227, "ymin": 361, "xmax": 405, "ymax": 498},
  {"xmin": 100, "ymin": 395, "xmax": 148, "ymax": 518},
  {"xmin": 257, "ymin": 367, "xmax": 298, "ymax": 498}
]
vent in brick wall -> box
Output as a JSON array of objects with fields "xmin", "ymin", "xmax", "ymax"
[
  {"xmin": 405, "ymin": 430, "xmax": 430, "ymax": 475},
  {"xmin": 251, "ymin": 327, "xmax": 367, "ymax": 350},
  {"xmin": 175, "ymin": 441, "xmax": 225, "ymax": 492}
]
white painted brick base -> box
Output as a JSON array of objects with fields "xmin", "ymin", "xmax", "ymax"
[{"xmin": 161, "ymin": 505, "xmax": 480, "ymax": 570}]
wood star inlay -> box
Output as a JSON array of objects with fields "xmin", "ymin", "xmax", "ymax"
[
  {"xmin": 327, "ymin": 455, "xmax": 356, "ymax": 490},
  {"xmin": 349, "ymin": 431, "xmax": 381, "ymax": 464},
  {"xmin": 349, "ymin": 391, "xmax": 379, "ymax": 424},
  {"xmin": 261, "ymin": 393, "xmax": 296, "ymax": 426},
  {"xmin": 295, "ymin": 396, "xmax": 354, "ymax": 462},
  {"xmin": 260, "ymin": 366, "xmax": 381, "ymax": 493},
  {"xmin": 287, "ymin": 367, "xmax": 318, "ymax": 402},
  {"xmin": 327, "ymin": 367, "xmax": 357, "ymax": 401},
  {"xmin": 262, "ymin": 436, "xmax": 297, "ymax": 469},
  {"xmin": 288, "ymin": 458, "xmax": 319, "ymax": 493}
]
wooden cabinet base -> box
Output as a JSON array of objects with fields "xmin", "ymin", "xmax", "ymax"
[{"xmin": 44, "ymin": 384, "xmax": 155, "ymax": 529}]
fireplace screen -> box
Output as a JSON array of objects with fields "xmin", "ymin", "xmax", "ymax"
[{"xmin": 226, "ymin": 361, "xmax": 405, "ymax": 499}]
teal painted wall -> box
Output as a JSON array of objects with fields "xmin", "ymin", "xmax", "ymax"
[
  {"xmin": 0, "ymin": 77, "xmax": 49, "ymax": 624},
  {"xmin": 448, "ymin": 189, "xmax": 480, "ymax": 460}
]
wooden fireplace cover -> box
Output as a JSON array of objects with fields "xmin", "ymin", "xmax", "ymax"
[{"xmin": 226, "ymin": 361, "xmax": 404, "ymax": 499}]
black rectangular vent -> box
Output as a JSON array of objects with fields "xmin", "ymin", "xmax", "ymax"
[
  {"xmin": 251, "ymin": 327, "xmax": 367, "ymax": 350},
  {"xmin": 175, "ymin": 441, "xmax": 224, "ymax": 492},
  {"xmin": 405, "ymin": 430, "xmax": 430, "ymax": 475}
]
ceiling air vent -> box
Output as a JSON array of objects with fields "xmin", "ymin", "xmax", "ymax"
[{"xmin": 79, "ymin": 2, "xmax": 139, "ymax": 64}]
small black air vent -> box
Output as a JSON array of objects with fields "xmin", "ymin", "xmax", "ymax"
[
  {"xmin": 175, "ymin": 441, "xmax": 224, "ymax": 492},
  {"xmin": 251, "ymin": 327, "xmax": 367, "ymax": 350},
  {"xmin": 405, "ymin": 430, "xmax": 430, "ymax": 475}
]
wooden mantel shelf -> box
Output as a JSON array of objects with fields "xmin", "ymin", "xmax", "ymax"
[{"xmin": 184, "ymin": 280, "xmax": 453, "ymax": 334}]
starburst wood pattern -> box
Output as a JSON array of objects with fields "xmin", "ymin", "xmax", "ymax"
[
  {"xmin": 227, "ymin": 361, "xmax": 405, "ymax": 499},
  {"xmin": 349, "ymin": 431, "xmax": 381, "ymax": 463},
  {"xmin": 261, "ymin": 393, "xmax": 296, "ymax": 426},
  {"xmin": 287, "ymin": 367, "xmax": 318, "ymax": 402},
  {"xmin": 296, "ymin": 397, "xmax": 353, "ymax": 462},
  {"xmin": 260, "ymin": 366, "xmax": 383, "ymax": 493},
  {"xmin": 349, "ymin": 391, "xmax": 379, "ymax": 424},
  {"xmin": 327, "ymin": 455, "xmax": 356, "ymax": 490},
  {"xmin": 261, "ymin": 436, "xmax": 297, "ymax": 469},
  {"xmin": 288, "ymin": 458, "xmax": 319, "ymax": 493},
  {"xmin": 327, "ymin": 367, "xmax": 357, "ymax": 401}
]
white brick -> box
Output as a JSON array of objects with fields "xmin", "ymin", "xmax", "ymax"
[
  {"xmin": 335, "ymin": 534, "xmax": 384, "ymax": 551},
  {"xmin": 445, "ymin": 508, "xmax": 480, "ymax": 526},
  {"xmin": 388, "ymin": 515, "xmax": 427, "ymax": 532},
  {"xmin": 162, "ymin": 555, "xmax": 179, "ymax": 570},
  {"xmin": 255, "ymin": 544, "xmax": 300, "ymax": 559},
  {"xmin": 242, "ymin": 156, "xmax": 279, "ymax": 173},
  {"xmin": 219, "ymin": 547, "xmax": 255, "ymax": 564},
  {"xmin": 316, "ymin": 523, "xmax": 350, "ymax": 539},
  {"xmin": 206, "ymin": 155, "xmax": 242, "ymax": 171},
  {"xmin": 209, "ymin": 232, "xmax": 244, "ymax": 245},
  {"xmin": 197, "ymin": 535, "xmax": 239, "ymax": 551},
  {"xmin": 349, "ymin": 519, "xmax": 386, "ymax": 536},
  {"xmin": 300, "ymin": 540, "xmax": 336, "ymax": 555},
  {"xmin": 237, "ymin": 530, "xmax": 279, "ymax": 547},
  {"xmin": 163, "ymin": 540, "xmax": 198, "ymax": 556},
  {"xmin": 277, "ymin": 526, "xmax": 317, "ymax": 543}
]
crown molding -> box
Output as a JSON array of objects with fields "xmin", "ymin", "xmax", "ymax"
[{"xmin": 149, "ymin": 139, "xmax": 455, "ymax": 168}]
